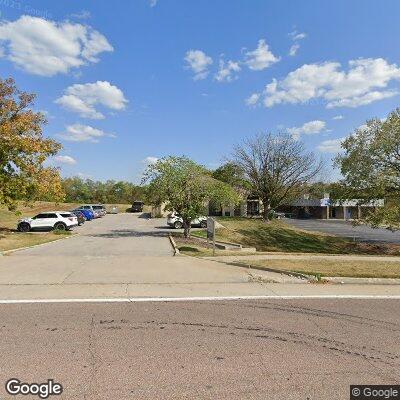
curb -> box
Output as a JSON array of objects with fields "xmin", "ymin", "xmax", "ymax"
[
  {"xmin": 0, "ymin": 234, "xmax": 75, "ymax": 256},
  {"xmin": 168, "ymin": 234, "xmax": 180, "ymax": 256},
  {"xmin": 325, "ymin": 276, "xmax": 400, "ymax": 285},
  {"xmin": 190, "ymin": 234, "xmax": 256, "ymax": 252},
  {"xmin": 226, "ymin": 260, "xmax": 312, "ymax": 281},
  {"xmin": 209, "ymin": 259, "xmax": 400, "ymax": 285}
]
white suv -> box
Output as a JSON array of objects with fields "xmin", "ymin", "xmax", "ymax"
[
  {"xmin": 167, "ymin": 213, "xmax": 207, "ymax": 229},
  {"xmin": 17, "ymin": 211, "xmax": 78, "ymax": 232}
]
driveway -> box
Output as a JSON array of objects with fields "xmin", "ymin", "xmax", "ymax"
[
  {"xmin": 21, "ymin": 213, "xmax": 174, "ymax": 257},
  {"xmin": 0, "ymin": 214, "xmax": 301, "ymax": 300},
  {"xmin": 285, "ymin": 218, "xmax": 400, "ymax": 243}
]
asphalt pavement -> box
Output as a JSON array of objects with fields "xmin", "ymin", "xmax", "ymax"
[
  {"xmin": 0, "ymin": 299, "xmax": 398, "ymax": 400},
  {"xmin": 285, "ymin": 218, "xmax": 400, "ymax": 243}
]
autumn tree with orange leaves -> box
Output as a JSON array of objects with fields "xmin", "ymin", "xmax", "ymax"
[{"xmin": 0, "ymin": 77, "xmax": 65, "ymax": 210}]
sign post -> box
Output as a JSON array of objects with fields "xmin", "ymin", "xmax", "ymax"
[{"xmin": 207, "ymin": 217, "xmax": 216, "ymax": 256}]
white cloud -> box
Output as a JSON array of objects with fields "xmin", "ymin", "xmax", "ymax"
[
  {"xmin": 288, "ymin": 44, "xmax": 300, "ymax": 57},
  {"xmin": 245, "ymin": 93, "xmax": 261, "ymax": 106},
  {"xmin": 333, "ymin": 115, "xmax": 344, "ymax": 120},
  {"xmin": 54, "ymin": 155, "xmax": 77, "ymax": 165},
  {"xmin": 287, "ymin": 120, "xmax": 326, "ymax": 140},
  {"xmin": 77, "ymin": 172, "xmax": 92, "ymax": 179},
  {"xmin": 58, "ymin": 124, "xmax": 116, "ymax": 143},
  {"xmin": 326, "ymin": 90, "xmax": 397, "ymax": 108},
  {"xmin": 317, "ymin": 138, "xmax": 345, "ymax": 153},
  {"xmin": 259, "ymin": 58, "xmax": 400, "ymax": 108},
  {"xmin": 245, "ymin": 39, "xmax": 279, "ymax": 71},
  {"xmin": 0, "ymin": 15, "xmax": 113, "ymax": 76},
  {"xmin": 289, "ymin": 31, "xmax": 307, "ymax": 41},
  {"xmin": 215, "ymin": 59, "xmax": 241, "ymax": 82},
  {"xmin": 149, "ymin": 0, "xmax": 158, "ymax": 6},
  {"xmin": 142, "ymin": 156, "xmax": 159, "ymax": 165},
  {"xmin": 184, "ymin": 50, "xmax": 213, "ymax": 80},
  {"xmin": 70, "ymin": 10, "xmax": 91, "ymax": 19},
  {"xmin": 288, "ymin": 30, "xmax": 306, "ymax": 57},
  {"xmin": 55, "ymin": 81, "xmax": 128, "ymax": 119}
]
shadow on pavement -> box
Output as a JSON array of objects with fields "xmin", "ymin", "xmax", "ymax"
[
  {"xmin": 88, "ymin": 229, "xmax": 169, "ymax": 238},
  {"xmin": 138, "ymin": 213, "xmax": 152, "ymax": 219}
]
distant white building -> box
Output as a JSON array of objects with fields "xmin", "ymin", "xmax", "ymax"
[
  {"xmin": 288, "ymin": 195, "xmax": 384, "ymax": 219},
  {"xmin": 209, "ymin": 194, "xmax": 384, "ymax": 220}
]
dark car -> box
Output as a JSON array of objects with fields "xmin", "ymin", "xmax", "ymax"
[
  {"xmin": 131, "ymin": 201, "xmax": 144, "ymax": 212},
  {"xmin": 71, "ymin": 210, "xmax": 86, "ymax": 225}
]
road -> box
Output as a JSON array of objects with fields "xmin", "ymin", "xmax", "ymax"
[
  {"xmin": 0, "ymin": 299, "xmax": 399, "ymax": 400},
  {"xmin": 285, "ymin": 218, "xmax": 400, "ymax": 243}
]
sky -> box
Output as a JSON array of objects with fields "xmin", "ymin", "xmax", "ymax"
[{"xmin": 1, "ymin": 0, "xmax": 400, "ymax": 182}]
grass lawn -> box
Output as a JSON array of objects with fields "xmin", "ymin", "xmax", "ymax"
[
  {"xmin": 0, "ymin": 201, "xmax": 132, "ymax": 252},
  {"xmin": 235, "ymin": 258, "xmax": 400, "ymax": 279},
  {"xmin": 175, "ymin": 218, "xmax": 400, "ymax": 278},
  {"xmin": 0, "ymin": 231, "xmax": 72, "ymax": 252},
  {"xmin": 175, "ymin": 236, "xmax": 400, "ymax": 278},
  {"xmin": 191, "ymin": 217, "xmax": 400, "ymax": 256}
]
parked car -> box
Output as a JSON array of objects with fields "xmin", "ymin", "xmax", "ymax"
[
  {"xmin": 167, "ymin": 213, "xmax": 207, "ymax": 229},
  {"xmin": 108, "ymin": 206, "xmax": 119, "ymax": 214},
  {"xmin": 80, "ymin": 205, "xmax": 104, "ymax": 218},
  {"xmin": 73, "ymin": 208, "xmax": 94, "ymax": 221},
  {"xmin": 131, "ymin": 201, "xmax": 144, "ymax": 212},
  {"xmin": 17, "ymin": 211, "xmax": 78, "ymax": 232},
  {"xmin": 71, "ymin": 210, "xmax": 86, "ymax": 225},
  {"xmin": 92, "ymin": 204, "xmax": 107, "ymax": 216},
  {"xmin": 274, "ymin": 212, "xmax": 286, "ymax": 219}
]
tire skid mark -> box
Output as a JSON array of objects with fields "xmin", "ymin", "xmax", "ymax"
[{"xmin": 96, "ymin": 318, "xmax": 400, "ymax": 367}]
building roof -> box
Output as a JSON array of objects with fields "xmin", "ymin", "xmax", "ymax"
[{"xmin": 291, "ymin": 198, "xmax": 384, "ymax": 207}]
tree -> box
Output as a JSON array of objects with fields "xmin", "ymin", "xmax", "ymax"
[
  {"xmin": 0, "ymin": 77, "xmax": 64, "ymax": 210},
  {"xmin": 335, "ymin": 108, "xmax": 400, "ymax": 229},
  {"xmin": 143, "ymin": 156, "xmax": 239, "ymax": 238},
  {"xmin": 61, "ymin": 177, "xmax": 146, "ymax": 204},
  {"xmin": 233, "ymin": 132, "xmax": 323, "ymax": 220},
  {"xmin": 212, "ymin": 162, "xmax": 250, "ymax": 191}
]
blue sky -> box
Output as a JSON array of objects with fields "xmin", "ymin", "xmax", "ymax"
[{"xmin": 1, "ymin": 0, "xmax": 400, "ymax": 182}]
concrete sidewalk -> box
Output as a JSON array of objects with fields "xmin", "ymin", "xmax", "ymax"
[
  {"xmin": 204, "ymin": 253, "xmax": 400, "ymax": 262},
  {"xmin": 0, "ymin": 280, "xmax": 399, "ymax": 301}
]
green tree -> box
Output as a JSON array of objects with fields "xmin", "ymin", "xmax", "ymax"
[
  {"xmin": 233, "ymin": 132, "xmax": 323, "ymax": 220},
  {"xmin": 0, "ymin": 77, "xmax": 64, "ymax": 210},
  {"xmin": 212, "ymin": 162, "xmax": 250, "ymax": 190},
  {"xmin": 143, "ymin": 156, "xmax": 239, "ymax": 238},
  {"xmin": 61, "ymin": 177, "xmax": 146, "ymax": 204},
  {"xmin": 335, "ymin": 108, "xmax": 400, "ymax": 229}
]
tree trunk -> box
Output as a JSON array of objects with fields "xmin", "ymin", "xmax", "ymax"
[
  {"xmin": 262, "ymin": 199, "xmax": 270, "ymax": 221},
  {"xmin": 183, "ymin": 219, "xmax": 191, "ymax": 238}
]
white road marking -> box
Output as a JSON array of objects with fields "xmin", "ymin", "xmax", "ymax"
[{"xmin": 0, "ymin": 295, "xmax": 400, "ymax": 304}]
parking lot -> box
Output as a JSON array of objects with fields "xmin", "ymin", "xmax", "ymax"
[
  {"xmin": 22, "ymin": 212, "xmax": 174, "ymax": 257},
  {"xmin": 285, "ymin": 218, "xmax": 400, "ymax": 243}
]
